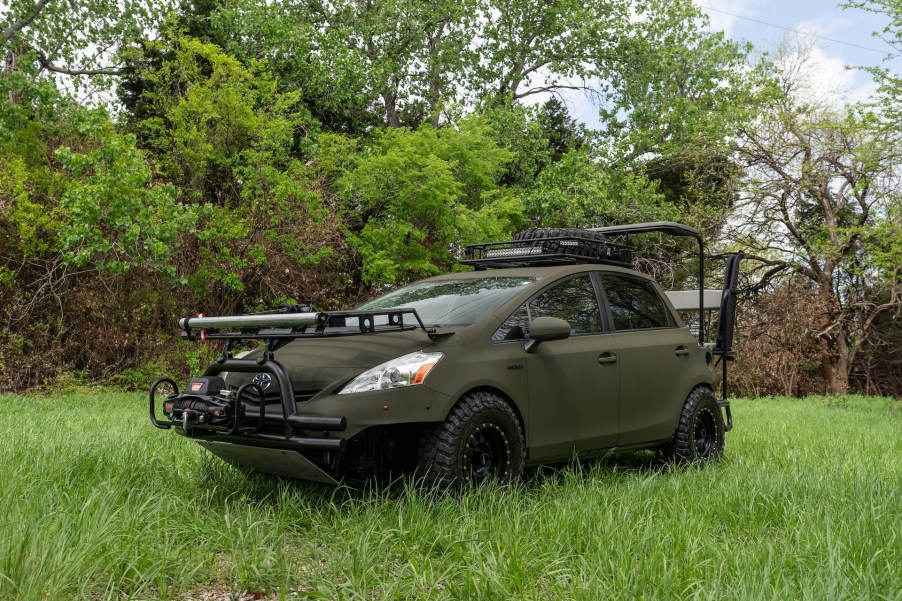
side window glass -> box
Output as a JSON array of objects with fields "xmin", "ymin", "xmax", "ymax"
[
  {"xmin": 492, "ymin": 305, "xmax": 529, "ymax": 341},
  {"xmin": 602, "ymin": 275, "xmax": 671, "ymax": 330},
  {"xmin": 529, "ymin": 276, "xmax": 602, "ymax": 335}
]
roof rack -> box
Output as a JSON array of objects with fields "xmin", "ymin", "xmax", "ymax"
[
  {"xmin": 463, "ymin": 221, "xmax": 709, "ymax": 345},
  {"xmin": 461, "ymin": 235, "xmax": 632, "ymax": 269}
]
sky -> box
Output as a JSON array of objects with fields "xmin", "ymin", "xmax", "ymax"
[
  {"xmin": 563, "ymin": 0, "xmax": 901, "ymax": 128},
  {"xmin": 698, "ymin": 0, "xmax": 899, "ymax": 100}
]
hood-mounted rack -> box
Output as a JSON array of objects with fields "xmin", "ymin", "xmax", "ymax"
[{"xmin": 179, "ymin": 307, "xmax": 451, "ymax": 345}]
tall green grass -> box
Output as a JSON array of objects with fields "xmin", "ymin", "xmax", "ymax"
[{"xmin": 1, "ymin": 393, "xmax": 900, "ymax": 600}]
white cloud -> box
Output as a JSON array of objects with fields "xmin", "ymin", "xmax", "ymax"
[{"xmin": 775, "ymin": 40, "xmax": 874, "ymax": 106}]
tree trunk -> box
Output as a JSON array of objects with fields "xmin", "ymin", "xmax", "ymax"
[
  {"xmin": 382, "ymin": 90, "xmax": 400, "ymax": 128},
  {"xmin": 815, "ymin": 264, "xmax": 851, "ymax": 395}
]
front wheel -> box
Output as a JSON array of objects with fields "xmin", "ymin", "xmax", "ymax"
[
  {"xmin": 417, "ymin": 392, "xmax": 525, "ymax": 487},
  {"xmin": 662, "ymin": 387, "xmax": 725, "ymax": 464}
]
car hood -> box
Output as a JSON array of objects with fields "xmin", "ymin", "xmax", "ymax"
[{"xmin": 225, "ymin": 329, "xmax": 449, "ymax": 396}]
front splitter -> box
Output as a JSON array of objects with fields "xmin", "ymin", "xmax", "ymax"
[{"xmin": 197, "ymin": 440, "xmax": 339, "ymax": 485}]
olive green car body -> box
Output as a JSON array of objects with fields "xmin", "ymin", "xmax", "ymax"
[{"xmin": 226, "ymin": 264, "xmax": 718, "ymax": 468}]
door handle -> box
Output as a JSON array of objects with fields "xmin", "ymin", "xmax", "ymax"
[
  {"xmin": 674, "ymin": 346, "xmax": 690, "ymax": 357},
  {"xmin": 598, "ymin": 353, "xmax": 618, "ymax": 365}
]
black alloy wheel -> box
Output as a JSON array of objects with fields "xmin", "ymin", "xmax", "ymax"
[
  {"xmin": 693, "ymin": 406, "xmax": 718, "ymax": 459},
  {"xmin": 663, "ymin": 387, "xmax": 725, "ymax": 464},
  {"xmin": 417, "ymin": 391, "xmax": 525, "ymax": 487},
  {"xmin": 462, "ymin": 422, "xmax": 509, "ymax": 482}
]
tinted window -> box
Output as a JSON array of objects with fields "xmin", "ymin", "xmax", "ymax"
[
  {"xmin": 492, "ymin": 305, "xmax": 530, "ymax": 341},
  {"xmin": 494, "ymin": 275, "xmax": 602, "ymax": 341},
  {"xmin": 602, "ymin": 275, "xmax": 671, "ymax": 330}
]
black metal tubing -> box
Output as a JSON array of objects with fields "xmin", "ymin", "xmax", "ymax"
[
  {"xmin": 203, "ymin": 358, "xmax": 297, "ymax": 434},
  {"xmin": 719, "ymin": 359, "xmax": 734, "ymax": 432},
  {"xmin": 204, "ymin": 432, "xmax": 346, "ymax": 453},
  {"xmin": 149, "ymin": 378, "xmax": 179, "ymax": 429},
  {"xmin": 242, "ymin": 412, "xmax": 347, "ymax": 431},
  {"xmin": 232, "ymin": 382, "xmax": 266, "ymax": 435},
  {"xmin": 589, "ymin": 222, "xmax": 706, "ymax": 345}
]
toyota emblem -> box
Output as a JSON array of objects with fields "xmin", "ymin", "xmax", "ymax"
[{"xmin": 251, "ymin": 373, "xmax": 272, "ymax": 391}]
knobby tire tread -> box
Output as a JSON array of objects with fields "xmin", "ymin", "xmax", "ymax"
[
  {"xmin": 664, "ymin": 386, "xmax": 725, "ymax": 464},
  {"xmin": 417, "ymin": 391, "xmax": 524, "ymax": 488}
]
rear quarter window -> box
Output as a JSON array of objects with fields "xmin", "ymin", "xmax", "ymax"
[{"xmin": 601, "ymin": 275, "xmax": 673, "ymax": 330}]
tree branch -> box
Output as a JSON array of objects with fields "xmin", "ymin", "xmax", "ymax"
[
  {"xmin": 37, "ymin": 54, "xmax": 124, "ymax": 76},
  {"xmin": 1, "ymin": 0, "xmax": 49, "ymax": 45},
  {"xmin": 514, "ymin": 83, "xmax": 590, "ymax": 100}
]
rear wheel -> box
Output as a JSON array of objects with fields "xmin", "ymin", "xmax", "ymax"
[
  {"xmin": 663, "ymin": 387, "xmax": 725, "ymax": 464},
  {"xmin": 417, "ymin": 392, "xmax": 525, "ymax": 487}
]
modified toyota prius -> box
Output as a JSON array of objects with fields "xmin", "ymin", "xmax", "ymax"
[{"xmin": 150, "ymin": 222, "xmax": 740, "ymax": 485}]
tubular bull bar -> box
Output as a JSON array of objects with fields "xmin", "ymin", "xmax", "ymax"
[
  {"xmin": 149, "ymin": 357, "xmax": 347, "ymax": 453},
  {"xmin": 150, "ymin": 307, "xmax": 433, "ymax": 454},
  {"xmin": 149, "ymin": 307, "xmax": 439, "ymax": 481}
]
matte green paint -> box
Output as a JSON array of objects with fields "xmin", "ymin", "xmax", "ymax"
[{"xmin": 222, "ymin": 264, "xmax": 717, "ymax": 467}]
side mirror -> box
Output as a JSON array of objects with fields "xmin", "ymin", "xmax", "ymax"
[{"xmin": 525, "ymin": 316, "xmax": 571, "ymax": 353}]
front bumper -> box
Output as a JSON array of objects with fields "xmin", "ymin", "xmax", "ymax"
[{"xmin": 149, "ymin": 364, "xmax": 348, "ymax": 479}]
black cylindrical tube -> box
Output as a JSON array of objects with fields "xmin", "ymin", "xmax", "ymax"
[
  {"xmin": 286, "ymin": 414, "xmax": 347, "ymax": 431},
  {"xmin": 203, "ymin": 359, "xmax": 296, "ymax": 429},
  {"xmin": 243, "ymin": 412, "xmax": 347, "ymax": 431},
  {"xmin": 248, "ymin": 432, "xmax": 346, "ymax": 452}
]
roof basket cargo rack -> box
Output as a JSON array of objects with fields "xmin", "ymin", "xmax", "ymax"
[{"xmin": 461, "ymin": 234, "xmax": 632, "ymax": 269}]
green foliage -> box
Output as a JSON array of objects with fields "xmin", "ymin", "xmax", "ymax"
[
  {"xmin": 339, "ymin": 118, "xmax": 522, "ymax": 285},
  {"xmin": 56, "ymin": 111, "xmax": 190, "ymax": 275},
  {"xmin": 215, "ymin": 0, "xmax": 477, "ymax": 130},
  {"xmin": 599, "ymin": 0, "xmax": 755, "ymax": 229},
  {"xmin": 124, "ymin": 33, "xmax": 330, "ymax": 296},
  {"xmin": 522, "ymin": 149, "xmax": 669, "ymax": 228},
  {"xmin": 0, "ymin": 0, "xmax": 175, "ymax": 83}
]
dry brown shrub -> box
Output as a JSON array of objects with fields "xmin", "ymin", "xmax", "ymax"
[{"xmin": 732, "ymin": 283, "xmax": 825, "ymax": 397}]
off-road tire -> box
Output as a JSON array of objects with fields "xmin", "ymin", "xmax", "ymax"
[
  {"xmin": 417, "ymin": 392, "xmax": 525, "ymax": 488},
  {"xmin": 513, "ymin": 227, "xmax": 608, "ymax": 242},
  {"xmin": 662, "ymin": 387, "xmax": 725, "ymax": 464},
  {"xmin": 512, "ymin": 227, "xmax": 630, "ymax": 263}
]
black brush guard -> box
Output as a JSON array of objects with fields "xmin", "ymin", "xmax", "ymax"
[{"xmin": 149, "ymin": 307, "xmax": 436, "ymax": 453}]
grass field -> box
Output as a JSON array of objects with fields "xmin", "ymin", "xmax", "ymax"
[{"xmin": 1, "ymin": 392, "xmax": 900, "ymax": 600}]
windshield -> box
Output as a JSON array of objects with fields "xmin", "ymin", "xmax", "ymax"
[{"xmin": 356, "ymin": 277, "xmax": 535, "ymax": 326}]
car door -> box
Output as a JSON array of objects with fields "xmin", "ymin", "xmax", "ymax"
[
  {"xmin": 599, "ymin": 274, "xmax": 693, "ymax": 445},
  {"xmin": 494, "ymin": 274, "xmax": 620, "ymax": 462}
]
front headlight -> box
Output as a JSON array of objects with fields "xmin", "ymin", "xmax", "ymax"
[{"xmin": 338, "ymin": 351, "xmax": 443, "ymax": 394}]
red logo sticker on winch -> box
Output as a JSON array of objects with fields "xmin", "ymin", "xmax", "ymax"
[{"xmin": 191, "ymin": 382, "xmax": 203, "ymax": 392}]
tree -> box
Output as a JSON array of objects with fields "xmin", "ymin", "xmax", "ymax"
[
  {"xmin": 730, "ymin": 46, "xmax": 902, "ymax": 394},
  {"xmin": 521, "ymin": 149, "xmax": 667, "ymax": 229},
  {"xmin": 337, "ymin": 118, "xmax": 521, "ymax": 286},
  {"xmin": 0, "ymin": 72, "xmax": 195, "ymax": 389},
  {"xmin": 215, "ymin": 0, "xmax": 476, "ymax": 131},
  {"xmin": 124, "ymin": 35, "xmax": 346, "ymax": 307},
  {"xmin": 597, "ymin": 0, "xmax": 753, "ymax": 236},
  {"xmin": 469, "ymin": 0, "xmax": 631, "ymax": 107},
  {"xmin": 1, "ymin": 0, "xmax": 174, "ymax": 81}
]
